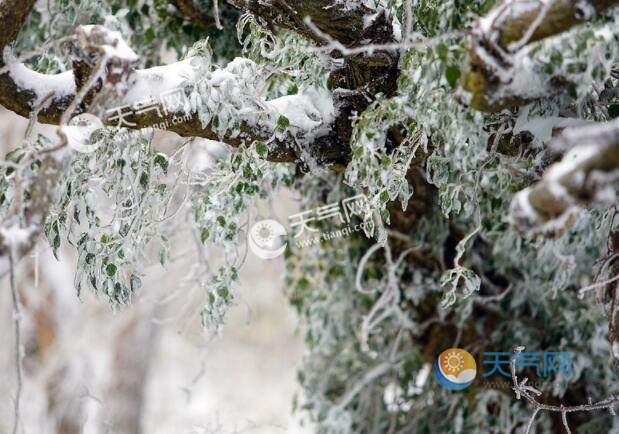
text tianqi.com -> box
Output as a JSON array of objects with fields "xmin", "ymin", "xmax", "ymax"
[{"xmin": 248, "ymin": 194, "xmax": 373, "ymax": 259}]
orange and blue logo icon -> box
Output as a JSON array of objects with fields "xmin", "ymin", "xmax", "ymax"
[{"xmin": 435, "ymin": 348, "xmax": 477, "ymax": 390}]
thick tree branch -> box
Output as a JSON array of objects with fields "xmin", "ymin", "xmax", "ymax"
[
  {"xmin": 461, "ymin": 0, "xmax": 619, "ymax": 112},
  {"xmin": 511, "ymin": 117, "xmax": 619, "ymax": 232},
  {"xmin": 227, "ymin": 0, "xmax": 377, "ymax": 46},
  {"xmin": 0, "ymin": 20, "xmax": 326, "ymax": 164},
  {"xmin": 0, "ymin": 0, "xmax": 401, "ymax": 168}
]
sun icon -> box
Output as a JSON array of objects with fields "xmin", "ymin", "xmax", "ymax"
[
  {"xmin": 435, "ymin": 348, "xmax": 477, "ymax": 390},
  {"xmin": 444, "ymin": 351, "xmax": 464, "ymax": 373},
  {"xmin": 248, "ymin": 219, "xmax": 288, "ymax": 259},
  {"xmin": 254, "ymin": 222, "xmax": 275, "ymax": 244}
]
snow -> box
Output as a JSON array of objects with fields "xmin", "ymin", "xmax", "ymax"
[
  {"xmin": 266, "ymin": 88, "xmax": 335, "ymax": 134},
  {"xmin": 0, "ymin": 224, "xmax": 35, "ymax": 275},
  {"xmin": 478, "ymin": 1, "xmax": 540, "ymax": 36},
  {"xmin": 0, "ymin": 224, "xmax": 35, "ymax": 248},
  {"xmin": 513, "ymin": 105, "xmax": 593, "ymax": 147},
  {"xmin": 546, "ymin": 143, "xmax": 599, "ymax": 182},
  {"xmin": 123, "ymin": 58, "xmax": 198, "ymax": 105},
  {"xmin": 120, "ymin": 54, "xmax": 334, "ymax": 140},
  {"xmin": 363, "ymin": 12, "xmax": 380, "ymax": 29},
  {"xmin": 78, "ymin": 25, "xmax": 139, "ymax": 63},
  {"xmin": 575, "ymin": 0, "xmax": 596, "ymax": 20},
  {"xmin": 7, "ymin": 62, "xmax": 75, "ymax": 104},
  {"xmin": 510, "ymin": 187, "xmax": 540, "ymax": 224}
]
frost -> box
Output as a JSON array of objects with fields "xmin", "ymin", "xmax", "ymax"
[
  {"xmin": 0, "ymin": 224, "xmax": 35, "ymax": 247},
  {"xmin": 79, "ymin": 25, "xmax": 138, "ymax": 62},
  {"xmin": 266, "ymin": 88, "xmax": 335, "ymax": 134}
]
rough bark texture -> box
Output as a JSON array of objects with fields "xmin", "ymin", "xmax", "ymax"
[{"xmin": 228, "ymin": 0, "xmax": 373, "ymax": 46}]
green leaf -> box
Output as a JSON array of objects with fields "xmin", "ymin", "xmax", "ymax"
[
  {"xmin": 276, "ymin": 115, "xmax": 290, "ymax": 132},
  {"xmin": 154, "ymin": 153, "xmax": 169, "ymax": 174},
  {"xmin": 255, "ymin": 142, "xmax": 268, "ymax": 157},
  {"xmin": 139, "ymin": 172, "xmax": 150, "ymax": 189},
  {"xmin": 445, "ymin": 65, "xmax": 461, "ymax": 88},
  {"xmin": 201, "ymin": 227, "xmax": 210, "ymax": 243},
  {"xmin": 105, "ymin": 263, "xmax": 117, "ymax": 277}
]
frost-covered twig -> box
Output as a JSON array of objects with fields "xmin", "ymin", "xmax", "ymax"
[
  {"xmin": 578, "ymin": 272, "xmax": 619, "ymax": 297},
  {"xmin": 7, "ymin": 249, "xmax": 22, "ymax": 434},
  {"xmin": 303, "ymin": 16, "xmax": 463, "ymax": 56},
  {"xmin": 510, "ymin": 346, "xmax": 619, "ymax": 434},
  {"xmin": 355, "ymin": 240, "xmax": 416, "ymax": 352},
  {"xmin": 0, "ymin": 35, "xmax": 73, "ymax": 76}
]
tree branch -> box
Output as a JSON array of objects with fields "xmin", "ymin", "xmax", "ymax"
[
  {"xmin": 510, "ymin": 346, "xmax": 619, "ymax": 434},
  {"xmin": 0, "ymin": 0, "xmax": 402, "ymax": 277},
  {"xmin": 8, "ymin": 250, "xmax": 22, "ymax": 434},
  {"xmin": 0, "ymin": 2, "xmax": 334, "ymax": 164},
  {"xmin": 227, "ymin": 0, "xmax": 378, "ymax": 46},
  {"xmin": 461, "ymin": 0, "xmax": 619, "ymax": 112},
  {"xmin": 510, "ymin": 117, "xmax": 619, "ymax": 232}
]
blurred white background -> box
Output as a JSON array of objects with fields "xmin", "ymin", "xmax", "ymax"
[{"xmin": 0, "ymin": 107, "xmax": 311, "ymax": 434}]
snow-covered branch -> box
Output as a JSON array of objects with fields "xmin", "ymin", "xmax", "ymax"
[
  {"xmin": 461, "ymin": 0, "xmax": 619, "ymax": 111},
  {"xmin": 0, "ymin": 1, "xmax": 335, "ymax": 164},
  {"xmin": 511, "ymin": 117, "xmax": 619, "ymax": 232}
]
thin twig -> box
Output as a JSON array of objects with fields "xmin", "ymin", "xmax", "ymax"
[
  {"xmin": 578, "ymin": 273, "xmax": 619, "ymax": 298},
  {"xmin": 0, "ymin": 35, "xmax": 74, "ymax": 75},
  {"xmin": 8, "ymin": 249, "xmax": 23, "ymax": 434},
  {"xmin": 510, "ymin": 346, "xmax": 619, "ymax": 434},
  {"xmin": 212, "ymin": 0, "xmax": 223, "ymax": 30},
  {"xmin": 303, "ymin": 16, "xmax": 464, "ymax": 56}
]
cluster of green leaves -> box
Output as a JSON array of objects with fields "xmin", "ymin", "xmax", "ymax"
[
  {"xmin": 43, "ymin": 130, "xmax": 175, "ymax": 303},
  {"xmin": 344, "ymin": 97, "xmax": 422, "ymax": 225},
  {"xmin": 16, "ymin": 0, "xmax": 241, "ymax": 74},
  {"xmin": 236, "ymin": 13, "xmax": 329, "ymax": 95},
  {"xmin": 192, "ymin": 143, "xmax": 295, "ymax": 327},
  {"xmin": 288, "ymin": 1, "xmax": 619, "ymax": 433}
]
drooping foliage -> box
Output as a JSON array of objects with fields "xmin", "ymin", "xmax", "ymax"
[{"xmin": 1, "ymin": 0, "xmax": 618, "ymax": 432}]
